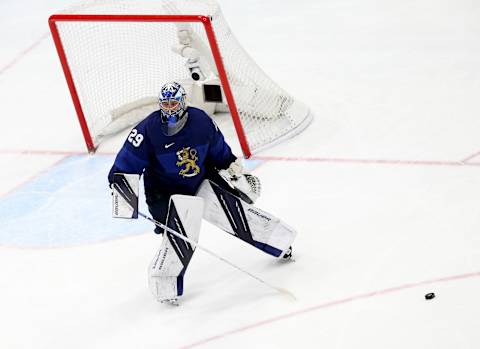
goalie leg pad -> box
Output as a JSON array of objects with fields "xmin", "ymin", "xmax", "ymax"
[
  {"xmin": 196, "ymin": 180, "xmax": 297, "ymax": 258},
  {"xmin": 148, "ymin": 195, "xmax": 203, "ymax": 301}
]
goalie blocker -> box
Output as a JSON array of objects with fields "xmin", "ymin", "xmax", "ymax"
[
  {"xmin": 112, "ymin": 173, "xmax": 139, "ymax": 218},
  {"xmin": 111, "ymin": 173, "xmax": 297, "ymax": 301}
]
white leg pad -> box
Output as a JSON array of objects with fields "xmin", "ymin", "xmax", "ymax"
[
  {"xmin": 196, "ymin": 180, "xmax": 297, "ymax": 258},
  {"xmin": 148, "ymin": 195, "xmax": 204, "ymax": 301}
]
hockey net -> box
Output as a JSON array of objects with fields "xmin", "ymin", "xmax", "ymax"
[{"xmin": 49, "ymin": 0, "xmax": 312, "ymax": 157}]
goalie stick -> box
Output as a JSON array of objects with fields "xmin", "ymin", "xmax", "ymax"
[
  {"xmin": 111, "ymin": 174, "xmax": 295, "ymax": 299},
  {"xmin": 138, "ymin": 211, "xmax": 296, "ymax": 300}
]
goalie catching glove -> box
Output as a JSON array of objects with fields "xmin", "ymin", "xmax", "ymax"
[{"xmin": 219, "ymin": 159, "xmax": 261, "ymax": 204}]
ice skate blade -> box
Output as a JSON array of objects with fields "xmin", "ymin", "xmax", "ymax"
[
  {"xmin": 159, "ymin": 298, "xmax": 179, "ymax": 306},
  {"xmin": 280, "ymin": 247, "xmax": 294, "ymax": 262},
  {"xmin": 280, "ymin": 251, "xmax": 295, "ymax": 262},
  {"xmin": 281, "ymin": 255, "xmax": 295, "ymax": 262}
]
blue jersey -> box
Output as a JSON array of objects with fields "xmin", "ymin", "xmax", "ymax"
[{"xmin": 108, "ymin": 107, "xmax": 236, "ymax": 195}]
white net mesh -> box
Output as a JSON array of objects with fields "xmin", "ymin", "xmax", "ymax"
[{"xmin": 53, "ymin": 0, "xmax": 312, "ymax": 154}]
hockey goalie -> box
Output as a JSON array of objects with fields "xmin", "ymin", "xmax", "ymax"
[{"xmin": 109, "ymin": 82, "xmax": 297, "ymax": 304}]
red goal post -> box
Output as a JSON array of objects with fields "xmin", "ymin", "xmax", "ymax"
[
  {"xmin": 48, "ymin": 1, "xmax": 312, "ymax": 157},
  {"xmin": 49, "ymin": 14, "xmax": 250, "ymax": 156}
]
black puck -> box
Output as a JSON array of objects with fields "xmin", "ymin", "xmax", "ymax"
[{"xmin": 425, "ymin": 292, "xmax": 435, "ymax": 300}]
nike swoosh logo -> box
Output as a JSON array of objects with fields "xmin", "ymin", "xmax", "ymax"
[{"xmin": 165, "ymin": 142, "xmax": 175, "ymax": 149}]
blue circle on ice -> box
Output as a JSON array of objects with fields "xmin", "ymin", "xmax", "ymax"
[
  {"xmin": 0, "ymin": 155, "xmax": 151, "ymax": 247},
  {"xmin": 0, "ymin": 155, "xmax": 263, "ymax": 248}
]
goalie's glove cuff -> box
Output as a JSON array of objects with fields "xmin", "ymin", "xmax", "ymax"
[
  {"xmin": 219, "ymin": 159, "xmax": 261, "ymax": 204},
  {"xmin": 226, "ymin": 158, "xmax": 243, "ymax": 179}
]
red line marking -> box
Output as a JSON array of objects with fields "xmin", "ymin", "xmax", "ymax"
[
  {"xmin": 252, "ymin": 155, "xmax": 480, "ymax": 167},
  {"xmin": 0, "ymin": 32, "xmax": 50, "ymax": 76},
  {"xmin": 180, "ymin": 271, "xmax": 480, "ymax": 349},
  {"xmin": 0, "ymin": 155, "xmax": 69, "ymax": 199},
  {"xmin": 2, "ymin": 149, "xmax": 480, "ymax": 167},
  {"xmin": 461, "ymin": 151, "xmax": 480, "ymax": 164},
  {"xmin": 0, "ymin": 150, "xmax": 117, "ymax": 199},
  {"xmin": 0, "ymin": 149, "xmax": 115, "ymax": 156}
]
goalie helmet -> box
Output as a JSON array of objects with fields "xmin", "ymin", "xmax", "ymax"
[{"xmin": 159, "ymin": 82, "xmax": 188, "ymax": 136}]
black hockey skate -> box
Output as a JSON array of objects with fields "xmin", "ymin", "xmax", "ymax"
[{"xmin": 281, "ymin": 246, "xmax": 294, "ymax": 261}]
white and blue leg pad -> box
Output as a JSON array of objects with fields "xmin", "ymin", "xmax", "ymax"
[
  {"xmin": 148, "ymin": 195, "xmax": 204, "ymax": 302},
  {"xmin": 196, "ymin": 180, "xmax": 297, "ymax": 258}
]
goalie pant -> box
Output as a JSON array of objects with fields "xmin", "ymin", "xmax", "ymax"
[{"xmin": 148, "ymin": 180, "xmax": 297, "ymax": 301}]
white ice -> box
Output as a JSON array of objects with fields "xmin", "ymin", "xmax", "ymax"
[{"xmin": 1, "ymin": 0, "xmax": 480, "ymax": 348}]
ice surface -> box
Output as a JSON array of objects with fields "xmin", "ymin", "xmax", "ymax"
[{"xmin": 1, "ymin": 0, "xmax": 480, "ymax": 348}]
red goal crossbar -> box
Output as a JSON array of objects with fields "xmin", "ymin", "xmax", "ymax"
[{"xmin": 48, "ymin": 14, "xmax": 251, "ymax": 157}]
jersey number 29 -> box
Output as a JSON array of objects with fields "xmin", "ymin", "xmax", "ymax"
[{"xmin": 127, "ymin": 129, "xmax": 144, "ymax": 147}]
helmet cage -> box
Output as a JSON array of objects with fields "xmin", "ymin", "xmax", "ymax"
[{"xmin": 159, "ymin": 82, "xmax": 187, "ymax": 124}]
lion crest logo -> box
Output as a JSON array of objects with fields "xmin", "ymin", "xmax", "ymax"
[{"xmin": 176, "ymin": 147, "xmax": 200, "ymax": 178}]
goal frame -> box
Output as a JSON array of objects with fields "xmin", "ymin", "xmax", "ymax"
[{"xmin": 48, "ymin": 14, "xmax": 252, "ymax": 157}]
